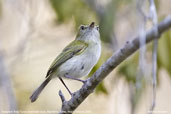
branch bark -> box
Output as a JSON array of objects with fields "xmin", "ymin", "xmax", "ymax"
[{"xmin": 59, "ymin": 15, "xmax": 171, "ymax": 114}]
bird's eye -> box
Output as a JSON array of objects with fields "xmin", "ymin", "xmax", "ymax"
[
  {"xmin": 80, "ymin": 26, "xmax": 85, "ymax": 30},
  {"xmin": 96, "ymin": 26, "xmax": 99, "ymax": 31}
]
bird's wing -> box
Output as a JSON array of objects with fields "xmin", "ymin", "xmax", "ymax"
[{"xmin": 46, "ymin": 40, "xmax": 88, "ymax": 78}]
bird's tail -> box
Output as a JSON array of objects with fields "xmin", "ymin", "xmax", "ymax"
[{"xmin": 30, "ymin": 77, "xmax": 51, "ymax": 102}]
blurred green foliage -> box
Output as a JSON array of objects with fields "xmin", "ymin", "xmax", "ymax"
[
  {"xmin": 49, "ymin": 0, "xmax": 128, "ymax": 44},
  {"xmin": 117, "ymin": 53, "xmax": 139, "ymax": 83},
  {"xmin": 0, "ymin": 0, "xmax": 2, "ymax": 17},
  {"xmin": 98, "ymin": 0, "xmax": 118, "ymax": 43},
  {"xmin": 95, "ymin": 82, "xmax": 108, "ymax": 94},
  {"xmin": 154, "ymin": 0, "xmax": 160, "ymax": 11},
  {"xmin": 99, "ymin": 0, "xmax": 132, "ymax": 43},
  {"xmin": 158, "ymin": 31, "xmax": 171, "ymax": 77},
  {"xmin": 49, "ymin": 0, "xmax": 97, "ymax": 28}
]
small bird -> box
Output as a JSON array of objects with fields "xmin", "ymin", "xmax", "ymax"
[{"xmin": 30, "ymin": 22, "xmax": 101, "ymax": 102}]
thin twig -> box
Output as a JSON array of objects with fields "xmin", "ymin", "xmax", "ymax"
[
  {"xmin": 149, "ymin": 0, "xmax": 158, "ymax": 113},
  {"xmin": 0, "ymin": 54, "xmax": 18, "ymax": 110},
  {"xmin": 59, "ymin": 90, "xmax": 66, "ymax": 103},
  {"xmin": 136, "ymin": 0, "xmax": 148, "ymax": 95}
]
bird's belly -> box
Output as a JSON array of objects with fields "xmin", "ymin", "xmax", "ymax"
[
  {"xmin": 57, "ymin": 54, "xmax": 96, "ymax": 78},
  {"xmin": 57, "ymin": 44, "xmax": 101, "ymax": 79}
]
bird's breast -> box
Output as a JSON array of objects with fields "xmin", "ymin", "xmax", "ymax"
[{"xmin": 57, "ymin": 42, "xmax": 101, "ymax": 79}]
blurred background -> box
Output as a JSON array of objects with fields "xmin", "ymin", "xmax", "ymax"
[{"xmin": 0, "ymin": 0, "xmax": 171, "ymax": 114}]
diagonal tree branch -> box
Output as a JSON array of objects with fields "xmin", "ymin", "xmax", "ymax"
[{"xmin": 59, "ymin": 15, "xmax": 171, "ymax": 114}]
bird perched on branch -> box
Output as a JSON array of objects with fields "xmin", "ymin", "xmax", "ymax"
[{"xmin": 30, "ymin": 22, "xmax": 101, "ymax": 102}]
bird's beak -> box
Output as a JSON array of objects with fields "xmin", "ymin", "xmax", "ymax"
[{"xmin": 89, "ymin": 22, "xmax": 95, "ymax": 28}]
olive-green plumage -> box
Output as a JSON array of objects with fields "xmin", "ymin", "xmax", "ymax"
[
  {"xmin": 30, "ymin": 22, "xmax": 101, "ymax": 102},
  {"xmin": 46, "ymin": 40, "xmax": 88, "ymax": 78}
]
